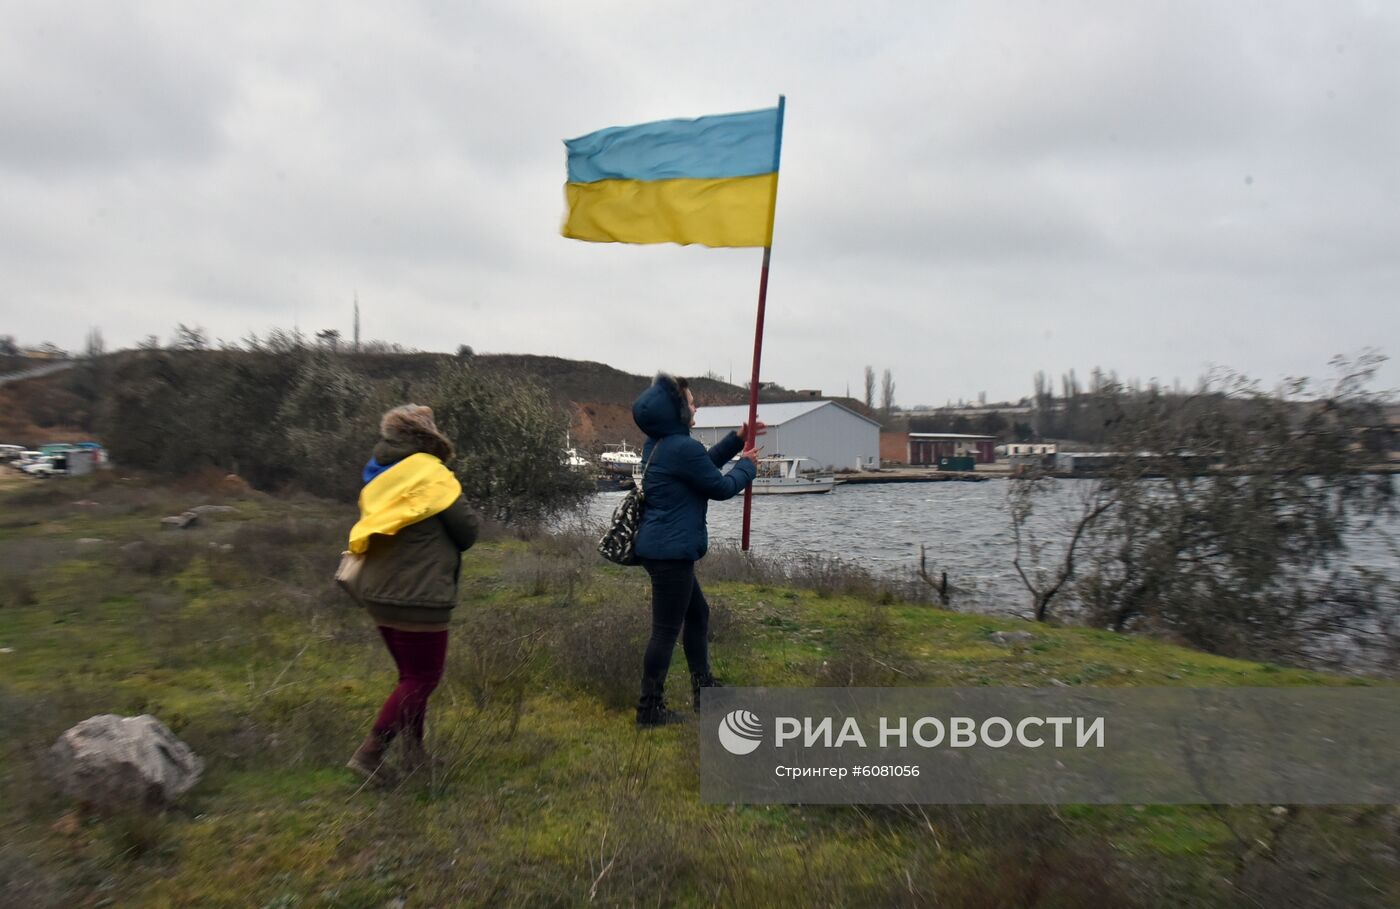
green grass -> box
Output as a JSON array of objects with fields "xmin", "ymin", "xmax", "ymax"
[{"xmin": 1, "ymin": 473, "xmax": 1396, "ymax": 907}]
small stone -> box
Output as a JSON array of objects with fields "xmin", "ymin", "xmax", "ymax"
[
  {"xmin": 76, "ymin": 538, "xmax": 105, "ymax": 545},
  {"xmin": 189, "ymin": 505, "xmax": 238, "ymax": 515},
  {"xmin": 988, "ymin": 631, "xmax": 1035, "ymax": 646},
  {"xmin": 71, "ymin": 500, "xmax": 100, "ymax": 507},
  {"xmin": 1048, "ymin": 677, "xmax": 1069, "ymax": 687},
  {"xmin": 160, "ymin": 512, "xmax": 200, "ymax": 530},
  {"xmin": 0, "ymin": 647, "xmax": 13, "ymax": 654}
]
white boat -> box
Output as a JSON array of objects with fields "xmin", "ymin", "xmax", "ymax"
[
  {"xmin": 634, "ymin": 453, "xmax": 833, "ymax": 495},
  {"xmin": 751, "ymin": 456, "xmax": 835, "ymax": 495},
  {"xmin": 562, "ymin": 434, "xmax": 591, "ymax": 470},
  {"xmin": 599, "ymin": 441, "xmax": 642, "ymax": 476}
]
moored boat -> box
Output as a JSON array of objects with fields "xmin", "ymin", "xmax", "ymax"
[
  {"xmin": 599, "ymin": 441, "xmax": 642, "ymax": 476},
  {"xmin": 751, "ymin": 456, "xmax": 834, "ymax": 495}
]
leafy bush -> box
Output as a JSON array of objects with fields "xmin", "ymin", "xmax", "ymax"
[
  {"xmin": 426, "ymin": 361, "xmax": 594, "ymax": 523},
  {"xmin": 94, "ymin": 350, "xmax": 592, "ymax": 527}
]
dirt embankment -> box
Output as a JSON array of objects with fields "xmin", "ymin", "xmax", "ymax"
[
  {"xmin": 570, "ymin": 401, "xmax": 644, "ymax": 451},
  {"xmin": 0, "ymin": 380, "xmax": 94, "ymax": 446}
]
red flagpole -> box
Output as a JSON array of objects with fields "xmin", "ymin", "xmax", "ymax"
[{"xmin": 742, "ymin": 95, "xmax": 785, "ymax": 551}]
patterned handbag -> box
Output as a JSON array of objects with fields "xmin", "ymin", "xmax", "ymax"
[{"xmin": 597, "ymin": 440, "xmax": 662, "ymax": 565}]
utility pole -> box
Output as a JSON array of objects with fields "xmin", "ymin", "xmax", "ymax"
[{"xmin": 353, "ymin": 292, "xmax": 361, "ymax": 352}]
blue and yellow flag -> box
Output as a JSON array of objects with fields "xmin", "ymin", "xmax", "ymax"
[{"xmin": 562, "ymin": 102, "xmax": 784, "ymax": 248}]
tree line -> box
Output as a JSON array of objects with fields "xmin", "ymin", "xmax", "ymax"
[{"xmin": 57, "ymin": 334, "xmax": 593, "ymax": 524}]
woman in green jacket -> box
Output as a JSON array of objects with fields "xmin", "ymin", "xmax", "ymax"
[{"xmin": 346, "ymin": 405, "xmax": 479, "ymax": 784}]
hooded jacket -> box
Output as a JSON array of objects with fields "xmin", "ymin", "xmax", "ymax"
[
  {"xmin": 632, "ymin": 374, "xmax": 756, "ymax": 561},
  {"xmin": 357, "ymin": 407, "xmax": 480, "ymax": 628}
]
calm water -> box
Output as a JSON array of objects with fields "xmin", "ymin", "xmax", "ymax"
[{"xmin": 579, "ymin": 479, "xmax": 1399, "ymax": 618}]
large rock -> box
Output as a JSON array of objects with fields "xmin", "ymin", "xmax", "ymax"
[{"xmin": 50, "ymin": 714, "xmax": 203, "ymax": 810}]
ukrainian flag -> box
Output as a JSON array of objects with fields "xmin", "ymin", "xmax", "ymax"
[{"xmin": 562, "ymin": 102, "xmax": 784, "ymax": 248}]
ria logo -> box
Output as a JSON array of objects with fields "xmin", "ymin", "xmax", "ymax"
[{"xmin": 717, "ymin": 709, "xmax": 764, "ymax": 756}]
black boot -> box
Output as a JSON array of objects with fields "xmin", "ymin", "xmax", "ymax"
[
  {"xmin": 636, "ymin": 679, "xmax": 688, "ymax": 728},
  {"xmin": 691, "ymin": 672, "xmax": 725, "ymax": 712}
]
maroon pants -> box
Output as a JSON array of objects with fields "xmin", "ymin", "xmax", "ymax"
[{"xmin": 372, "ymin": 627, "xmax": 448, "ymax": 741}]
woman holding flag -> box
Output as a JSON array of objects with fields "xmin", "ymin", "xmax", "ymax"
[
  {"xmin": 630, "ymin": 375, "xmax": 763, "ymax": 726},
  {"xmin": 344, "ymin": 405, "xmax": 479, "ymax": 784}
]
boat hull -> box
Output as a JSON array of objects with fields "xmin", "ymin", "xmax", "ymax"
[{"xmin": 750, "ymin": 477, "xmax": 835, "ymax": 495}]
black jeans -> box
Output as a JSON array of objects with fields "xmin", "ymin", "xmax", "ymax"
[{"xmin": 640, "ymin": 559, "xmax": 710, "ymax": 691}]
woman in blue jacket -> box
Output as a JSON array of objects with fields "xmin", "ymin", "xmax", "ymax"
[{"xmin": 630, "ymin": 373, "xmax": 762, "ymax": 726}]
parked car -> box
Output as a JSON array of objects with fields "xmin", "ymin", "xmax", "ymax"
[
  {"xmin": 22, "ymin": 459, "xmax": 58, "ymax": 477},
  {"xmin": 0, "ymin": 444, "xmax": 24, "ymax": 461}
]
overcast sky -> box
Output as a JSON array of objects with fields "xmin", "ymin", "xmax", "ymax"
[{"xmin": 1, "ymin": 1, "xmax": 1396, "ymax": 404}]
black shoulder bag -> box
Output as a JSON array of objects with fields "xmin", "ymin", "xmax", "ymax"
[{"xmin": 597, "ymin": 440, "xmax": 662, "ymax": 566}]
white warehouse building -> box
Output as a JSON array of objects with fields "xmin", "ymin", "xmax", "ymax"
[{"xmin": 689, "ymin": 401, "xmax": 882, "ymax": 471}]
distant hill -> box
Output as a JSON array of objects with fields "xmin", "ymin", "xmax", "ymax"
[{"xmin": 0, "ymin": 348, "xmax": 884, "ymax": 453}]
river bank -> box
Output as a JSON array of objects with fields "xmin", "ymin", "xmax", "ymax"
[
  {"xmin": 3, "ymin": 474, "xmax": 1399, "ymax": 906},
  {"xmin": 584, "ymin": 478, "xmax": 1399, "ymax": 624}
]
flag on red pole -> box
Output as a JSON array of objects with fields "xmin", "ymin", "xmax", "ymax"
[{"xmin": 562, "ymin": 98, "xmax": 786, "ymax": 550}]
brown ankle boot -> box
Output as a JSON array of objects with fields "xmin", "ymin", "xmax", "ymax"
[{"xmin": 346, "ymin": 732, "xmax": 397, "ymax": 787}]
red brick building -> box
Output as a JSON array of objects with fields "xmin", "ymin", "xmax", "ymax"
[{"xmin": 881, "ymin": 432, "xmax": 998, "ymax": 466}]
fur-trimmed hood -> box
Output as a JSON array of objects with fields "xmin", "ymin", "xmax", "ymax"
[
  {"xmin": 632, "ymin": 373, "xmax": 691, "ymax": 439},
  {"xmin": 374, "ymin": 404, "xmax": 454, "ymax": 464}
]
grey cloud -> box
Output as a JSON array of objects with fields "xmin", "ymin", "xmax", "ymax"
[
  {"xmin": 0, "ymin": 5, "xmax": 231, "ymax": 173},
  {"xmin": 0, "ymin": 0, "xmax": 1397, "ymax": 404}
]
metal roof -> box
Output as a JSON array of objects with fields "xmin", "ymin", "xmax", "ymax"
[
  {"xmin": 907, "ymin": 432, "xmax": 998, "ymax": 440},
  {"xmin": 692, "ymin": 400, "xmax": 880, "ymax": 429}
]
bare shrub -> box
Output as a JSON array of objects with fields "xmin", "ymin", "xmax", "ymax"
[
  {"xmin": 415, "ymin": 694, "xmax": 531, "ymax": 799},
  {"xmin": 705, "ymin": 594, "xmax": 745, "ymax": 645},
  {"xmin": 582, "ymin": 738, "xmax": 700, "ymax": 904},
  {"xmin": 226, "ymin": 518, "xmax": 347, "ymax": 583},
  {"xmin": 812, "ymin": 602, "xmax": 916, "ymax": 686},
  {"xmin": 1254, "ymin": 811, "xmax": 1400, "ymax": 907},
  {"xmin": 532, "ymin": 529, "xmax": 596, "ymax": 561},
  {"xmin": 696, "ymin": 544, "xmax": 774, "ymax": 585},
  {"xmin": 500, "ymin": 549, "xmax": 589, "ymax": 605},
  {"xmin": 548, "ymin": 589, "xmax": 650, "ymax": 710},
  {"xmin": 787, "ymin": 551, "xmax": 881, "ymax": 599},
  {"xmin": 927, "ymin": 812, "xmax": 1146, "ymax": 908},
  {"xmin": 448, "ymin": 605, "xmax": 545, "ymax": 712},
  {"xmin": 700, "ymin": 545, "xmax": 915, "ymax": 605},
  {"xmin": 115, "ymin": 538, "xmax": 198, "ymax": 577}
]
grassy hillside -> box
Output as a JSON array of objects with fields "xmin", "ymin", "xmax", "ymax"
[
  {"xmin": 0, "ymin": 349, "xmax": 883, "ymax": 455},
  {"xmin": 2, "ymin": 472, "xmax": 1396, "ymax": 907}
]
